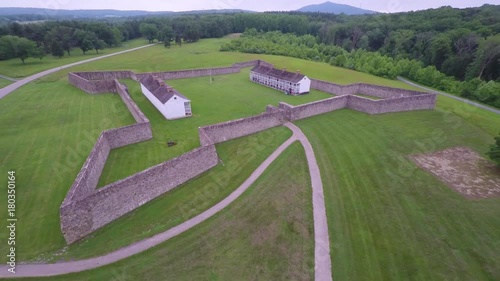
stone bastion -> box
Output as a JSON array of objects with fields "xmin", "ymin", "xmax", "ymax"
[{"xmin": 62, "ymin": 59, "xmax": 436, "ymax": 244}]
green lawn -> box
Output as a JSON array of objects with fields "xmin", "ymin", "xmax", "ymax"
[
  {"xmin": 12, "ymin": 142, "xmax": 313, "ymax": 281},
  {"xmin": 0, "ymin": 78, "xmax": 13, "ymax": 88},
  {"xmin": 296, "ymin": 109, "xmax": 500, "ymax": 281},
  {"xmin": 0, "ymin": 38, "xmax": 148, "ymax": 78},
  {"xmin": 1, "ymin": 36, "xmax": 499, "ymax": 279},
  {"xmin": 98, "ymin": 70, "xmax": 331, "ymax": 186}
]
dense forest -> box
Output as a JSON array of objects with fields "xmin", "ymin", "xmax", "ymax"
[{"xmin": 0, "ymin": 5, "xmax": 498, "ymax": 106}]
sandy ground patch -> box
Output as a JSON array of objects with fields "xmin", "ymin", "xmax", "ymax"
[{"xmin": 412, "ymin": 147, "xmax": 500, "ymax": 199}]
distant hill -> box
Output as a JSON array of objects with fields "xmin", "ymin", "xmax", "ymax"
[
  {"xmin": 297, "ymin": 1, "xmax": 377, "ymax": 15},
  {"xmin": 0, "ymin": 7, "xmax": 252, "ymax": 19}
]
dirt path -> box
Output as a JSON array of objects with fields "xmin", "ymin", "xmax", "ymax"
[
  {"xmin": 0, "ymin": 44, "xmax": 155, "ymax": 99},
  {"xmin": 397, "ymin": 76, "xmax": 500, "ymax": 115},
  {"xmin": 0, "ymin": 124, "xmax": 333, "ymax": 280}
]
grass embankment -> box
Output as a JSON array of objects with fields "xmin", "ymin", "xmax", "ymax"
[
  {"xmin": 297, "ymin": 109, "xmax": 500, "ymax": 281},
  {"xmin": 12, "ymin": 142, "xmax": 314, "ymax": 281},
  {"xmin": 0, "ymin": 38, "xmax": 148, "ymax": 78}
]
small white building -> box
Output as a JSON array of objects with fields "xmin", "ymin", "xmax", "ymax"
[
  {"xmin": 140, "ymin": 75, "xmax": 192, "ymax": 120},
  {"xmin": 250, "ymin": 64, "xmax": 311, "ymax": 95}
]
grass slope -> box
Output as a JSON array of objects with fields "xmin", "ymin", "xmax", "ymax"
[
  {"xmin": 296, "ymin": 109, "xmax": 500, "ymax": 280},
  {"xmin": 98, "ymin": 71, "xmax": 331, "ymax": 186},
  {"xmin": 0, "ymin": 78, "xmax": 13, "ymax": 88},
  {"xmin": 13, "ymin": 142, "xmax": 314, "ymax": 281},
  {"xmin": 0, "ymin": 38, "xmax": 147, "ymax": 78}
]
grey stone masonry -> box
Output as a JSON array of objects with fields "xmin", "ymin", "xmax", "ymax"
[{"xmin": 62, "ymin": 60, "xmax": 436, "ymax": 244}]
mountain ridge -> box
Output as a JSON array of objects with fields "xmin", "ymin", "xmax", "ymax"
[{"xmin": 296, "ymin": 1, "xmax": 377, "ymax": 15}]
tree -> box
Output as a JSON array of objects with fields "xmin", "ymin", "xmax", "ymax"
[
  {"xmin": 94, "ymin": 40, "xmax": 106, "ymax": 54},
  {"xmin": 51, "ymin": 40, "xmax": 64, "ymax": 58},
  {"xmin": 471, "ymin": 35, "xmax": 500, "ymax": 80},
  {"xmin": 0, "ymin": 35, "xmax": 42, "ymax": 63},
  {"xmin": 175, "ymin": 34, "xmax": 182, "ymax": 47},
  {"xmin": 158, "ymin": 26, "xmax": 174, "ymax": 47},
  {"xmin": 45, "ymin": 26, "xmax": 75, "ymax": 56},
  {"xmin": 74, "ymin": 30, "xmax": 98, "ymax": 55},
  {"xmin": 486, "ymin": 134, "xmax": 500, "ymax": 166},
  {"xmin": 139, "ymin": 23, "xmax": 158, "ymax": 43}
]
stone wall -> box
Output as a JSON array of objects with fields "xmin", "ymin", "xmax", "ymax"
[
  {"xmin": 105, "ymin": 123, "xmax": 153, "ymax": 149},
  {"xmin": 199, "ymin": 110, "xmax": 288, "ymax": 145},
  {"xmin": 61, "ymin": 133, "xmax": 111, "ymax": 206},
  {"xmin": 137, "ymin": 66, "xmax": 240, "ymax": 81},
  {"xmin": 114, "ymin": 80, "xmax": 149, "ymax": 123},
  {"xmin": 62, "ymin": 59, "xmax": 437, "ymax": 244},
  {"xmin": 278, "ymin": 96, "xmax": 349, "ymax": 121},
  {"xmin": 68, "ymin": 72, "xmax": 116, "ymax": 94},
  {"xmin": 347, "ymin": 94, "xmax": 437, "ymax": 114},
  {"xmin": 73, "ymin": 71, "xmax": 136, "ymax": 81},
  {"xmin": 232, "ymin": 60, "xmax": 260, "ymax": 68},
  {"xmin": 311, "ymin": 79, "xmax": 428, "ymax": 99},
  {"xmin": 61, "ymin": 145, "xmax": 218, "ymax": 244}
]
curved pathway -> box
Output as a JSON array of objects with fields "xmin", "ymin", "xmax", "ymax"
[
  {"xmin": 397, "ymin": 76, "xmax": 500, "ymax": 115},
  {"xmin": 0, "ymin": 44, "xmax": 155, "ymax": 99},
  {"xmin": 285, "ymin": 123, "xmax": 333, "ymax": 281},
  {"xmin": 0, "ymin": 124, "xmax": 332, "ymax": 280}
]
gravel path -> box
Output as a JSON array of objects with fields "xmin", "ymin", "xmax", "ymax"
[
  {"xmin": 0, "ymin": 125, "xmax": 332, "ymax": 280},
  {"xmin": 0, "ymin": 44, "xmax": 155, "ymax": 99},
  {"xmin": 285, "ymin": 123, "xmax": 333, "ymax": 281},
  {"xmin": 397, "ymin": 76, "xmax": 500, "ymax": 115}
]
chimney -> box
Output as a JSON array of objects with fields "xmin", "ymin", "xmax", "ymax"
[{"xmin": 166, "ymin": 86, "xmax": 174, "ymax": 93}]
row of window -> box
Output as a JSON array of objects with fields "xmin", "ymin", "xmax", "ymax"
[{"xmin": 251, "ymin": 73, "xmax": 299, "ymax": 87}]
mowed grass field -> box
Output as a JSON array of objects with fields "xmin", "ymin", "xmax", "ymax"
[
  {"xmin": 0, "ymin": 36, "xmax": 499, "ymax": 280},
  {"xmin": 296, "ymin": 109, "xmax": 500, "ymax": 280},
  {"xmin": 0, "ymin": 38, "xmax": 148, "ymax": 78},
  {"xmin": 0, "ymin": 78, "xmax": 13, "ymax": 88},
  {"xmin": 12, "ymin": 142, "xmax": 314, "ymax": 281},
  {"xmin": 98, "ymin": 70, "xmax": 331, "ymax": 186}
]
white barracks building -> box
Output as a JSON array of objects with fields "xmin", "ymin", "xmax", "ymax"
[
  {"xmin": 140, "ymin": 75, "xmax": 192, "ymax": 120},
  {"xmin": 250, "ymin": 64, "xmax": 311, "ymax": 95}
]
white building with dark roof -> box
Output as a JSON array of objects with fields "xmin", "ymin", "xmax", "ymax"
[
  {"xmin": 140, "ymin": 75, "xmax": 192, "ymax": 120},
  {"xmin": 250, "ymin": 64, "xmax": 311, "ymax": 95}
]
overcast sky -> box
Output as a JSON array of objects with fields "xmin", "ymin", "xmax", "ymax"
[{"xmin": 0, "ymin": 0, "xmax": 497, "ymax": 13}]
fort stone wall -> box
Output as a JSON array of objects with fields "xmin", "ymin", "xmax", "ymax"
[
  {"xmin": 61, "ymin": 145, "xmax": 218, "ymax": 244},
  {"xmin": 114, "ymin": 80, "xmax": 149, "ymax": 123},
  {"xmin": 137, "ymin": 66, "xmax": 240, "ymax": 81},
  {"xmin": 61, "ymin": 60, "xmax": 437, "ymax": 244},
  {"xmin": 68, "ymin": 72, "xmax": 116, "ymax": 94},
  {"xmin": 199, "ymin": 110, "xmax": 288, "ymax": 145},
  {"xmin": 279, "ymin": 96, "xmax": 349, "ymax": 121}
]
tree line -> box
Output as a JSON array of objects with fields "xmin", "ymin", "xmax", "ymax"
[
  {"xmin": 0, "ymin": 5, "xmax": 498, "ymax": 82},
  {"xmin": 221, "ymin": 29, "xmax": 500, "ymax": 108}
]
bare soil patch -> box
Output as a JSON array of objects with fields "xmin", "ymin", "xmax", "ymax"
[{"xmin": 412, "ymin": 147, "xmax": 500, "ymax": 199}]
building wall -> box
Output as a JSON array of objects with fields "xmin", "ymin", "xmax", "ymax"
[
  {"xmin": 299, "ymin": 77, "xmax": 311, "ymax": 94},
  {"xmin": 140, "ymin": 83, "xmax": 170, "ymax": 119},
  {"xmin": 61, "ymin": 145, "xmax": 219, "ymax": 244},
  {"xmin": 164, "ymin": 95, "xmax": 191, "ymax": 120}
]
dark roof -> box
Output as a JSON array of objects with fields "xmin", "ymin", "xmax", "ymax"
[
  {"xmin": 251, "ymin": 65, "xmax": 306, "ymax": 83},
  {"xmin": 140, "ymin": 75, "xmax": 189, "ymax": 104}
]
